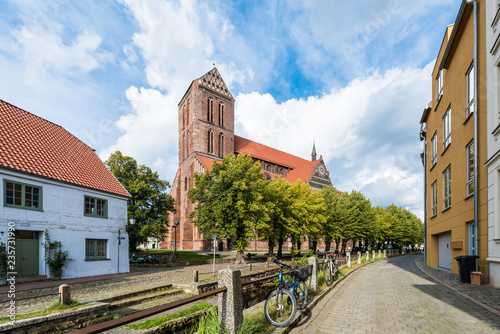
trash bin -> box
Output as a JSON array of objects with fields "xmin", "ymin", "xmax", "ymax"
[{"xmin": 455, "ymin": 255, "xmax": 479, "ymax": 283}]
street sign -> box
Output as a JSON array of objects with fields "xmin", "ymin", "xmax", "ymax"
[{"xmin": 212, "ymin": 234, "xmax": 217, "ymax": 240}]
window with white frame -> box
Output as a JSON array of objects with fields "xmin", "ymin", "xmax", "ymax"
[
  {"xmin": 431, "ymin": 181, "xmax": 437, "ymax": 216},
  {"xmin": 443, "ymin": 107, "xmax": 451, "ymax": 150},
  {"xmin": 85, "ymin": 239, "xmax": 107, "ymax": 260},
  {"xmin": 466, "ymin": 63, "xmax": 474, "ymax": 117},
  {"xmin": 436, "ymin": 69, "xmax": 443, "ymax": 101},
  {"xmin": 431, "ymin": 133, "xmax": 437, "ymax": 166},
  {"xmin": 467, "ymin": 141, "xmax": 474, "ymax": 196},
  {"xmin": 443, "ymin": 166, "xmax": 451, "ymax": 209}
]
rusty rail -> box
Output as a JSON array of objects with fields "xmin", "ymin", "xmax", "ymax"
[{"xmin": 72, "ymin": 286, "xmax": 227, "ymax": 334}]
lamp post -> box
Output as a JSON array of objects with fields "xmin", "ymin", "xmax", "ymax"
[{"xmin": 172, "ymin": 221, "xmax": 179, "ymax": 253}]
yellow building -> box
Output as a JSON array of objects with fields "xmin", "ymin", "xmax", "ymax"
[{"xmin": 420, "ymin": 0, "xmax": 488, "ymax": 282}]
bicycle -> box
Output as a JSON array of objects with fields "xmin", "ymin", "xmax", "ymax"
[
  {"xmin": 320, "ymin": 250, "xmax": 338, "ymax": 286},
  {"xmin": 264, "ymin": 258, "xmax": 310, "ymax": 327}
]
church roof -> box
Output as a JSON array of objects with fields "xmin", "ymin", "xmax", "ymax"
[
  {"xmin": 0, "ymin": 99, "xmax": 130, "ymax": 198},
  {"xmin": 234, "ymin": 135, "xmax": 320, "ymax": 184}
]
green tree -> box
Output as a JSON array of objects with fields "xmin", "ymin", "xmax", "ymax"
[
  {"xmin": 321, "ymin": 186, "xmax": 344, "ymax": 251},
  {"xmin": 189, "ymin": 154, "xmax": 267, "ymax": 264},
  {"xmin": 256, "ymin": 177, "xmax": 292, "ymax": 258},
  {"xmin": 105, "ymin": 151, "xmax": 175, "ymax": 251}
]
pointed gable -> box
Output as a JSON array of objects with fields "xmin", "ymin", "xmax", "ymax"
[
  {"xmin": 0, "ymin": 99, "xmax": 130, "ymax": 198},
  {"xmin": 197, "ymin": 67, "xmax": 233, "ymax": 100}
]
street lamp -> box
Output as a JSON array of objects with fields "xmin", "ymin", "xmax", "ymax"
[{"xmin": 172, "ymin": 221, "xmax": 179, "ymax": 253}]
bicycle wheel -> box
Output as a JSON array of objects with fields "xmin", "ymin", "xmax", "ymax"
[
  {"xmin": 323, "ymin": 262, "xmax": 333, "ymax": 286},
  {"xmin": 264, "ymin": 288, "xmax": 297, "ymax": 327},
  {"xmin": 295, "ymin": 280, "xmax": 308, "ymax": 310},
  {"xmin": 333, "ymin": 261, "xmax": 339, "ymax": 281}
]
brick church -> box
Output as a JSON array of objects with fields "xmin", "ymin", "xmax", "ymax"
[{"xmin": 160, "ymin": 68, "xmax": 332, "ymax": 251}]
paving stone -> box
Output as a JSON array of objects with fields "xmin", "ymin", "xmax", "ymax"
[{"xmin": 290, "ymin": 255, "xmax": 500, "ymax": 334}]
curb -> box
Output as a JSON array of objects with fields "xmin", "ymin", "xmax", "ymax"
[{"xmin": 414, "ymin": 257, "xmax": 500, "ymax": 318}]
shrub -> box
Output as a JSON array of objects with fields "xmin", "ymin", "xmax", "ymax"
[{"xmin": 44, "ymin": 233, "xmax": 74, "ymax": 280}]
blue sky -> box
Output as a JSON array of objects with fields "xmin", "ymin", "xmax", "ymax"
[{"xmin": 0, "ymin": 0, "xmax": 462, "ymax": 219}]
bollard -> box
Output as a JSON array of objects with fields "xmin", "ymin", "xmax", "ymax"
[
  {"xmin": 383, "ymin": 249, "xmax": 386, "ymax": 257},
  {"xmin": 366, "ymin": 251, "xmax": 369, "ymax": 261},
  {"xmin": 347, "ymin": 251, "xmax": 351, "ymax": 268},
  {"xmin": 357, "ymin": 251, "xmax": 361, "ymax": 264},
  {"xmin": 378, "ymin": 250, "xmax": 381, "ymax": 258},
  {"xmin": 59, "ymin": 284, "xmax": 71, "ymax": 305},
  {"xmin": 308, "ymin": 256, "xmax": 318, "ymax": 292},
  {"xmin": 218, "ymin": 268, "xmax": 243, "ymax": 334},
  {"xmin": 193, "ymin": 270, "xmax": 199, "ymax": 283},
  {"xmin": 372, "ymin": 250, "xmax": 375, "ymax": 260},
  {"xmin": 248, "ymin": 263, "xmax": 252, "ymax": 271}
]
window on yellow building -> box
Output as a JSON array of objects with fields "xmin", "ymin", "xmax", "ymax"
[
  {"xmin": 467, "ymin": 141, "xmax": 474, "ymax": 196},
  {"xmin": 443, "ymin": 107, "xmax": 451, "ymax": 150},
  {"xmin": 431, "ymin": 181, "xmax": 437, "ymax": 216},
  {"xmin": 443, "ymin": 166, "xmax": 451, "ymax": 210},
  {"xmin": 436, "ymin": 69, "xmax": 443, "ymax": 102},
  {"xmin": 466, "ymin": 63, "xmax": 474, "ymax": 117},
  {"xmin": 431, "ymin": 133, "xmax": 437, "ymax": 166}
]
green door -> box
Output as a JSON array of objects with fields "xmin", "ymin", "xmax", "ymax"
[{"xmin": 14, "ymin": 239, "xmax": 39, "ymax": 276}]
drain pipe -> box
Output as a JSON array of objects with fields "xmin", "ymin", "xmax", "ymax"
[
  {"xmin": 420, "ymin": 124, "xmax": 427, "ymax": 266},
  {"xmin": 466, "ymin": 0, "xmax": 478, "ymax": 267}
]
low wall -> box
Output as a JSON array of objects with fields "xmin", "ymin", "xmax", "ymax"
[{"xmin": 0, "ymin": 303, "xmax": 109, "ymax": 334}]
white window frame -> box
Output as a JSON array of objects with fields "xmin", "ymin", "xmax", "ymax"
[
  {"xmin": 436, "ymin": 69, "xmax": 443, "ymax": 102},
  {"xmin": 443, "ymin": 107, "xmax": 451, "ymax": 150},
  {"xmin": 431, "ymin": 181, "xmax": 437, "ymax": 216},
  {"xmin": 467, "ymin": 141, "xmax": 474, "ymax": 196},
  {"xmin": 431, "ymin": 133, "xmax": 437, "ymax": 166},
  {"xmin": 443, "ymin": 166, "xmax": 451, "ymax": 210},
  {"xmin": 466, "ymin": 63, "xmax": 475, "ymax": 117}
]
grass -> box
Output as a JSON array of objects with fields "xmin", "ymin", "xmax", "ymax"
[
  {"xmin": 0, "ymin": 300, "xmax": 81, "ymax": 324},
  {"xmin": 126, "ymin": 302, "xmax": 213, "ymax": 329},
  {"xmin": 192, "ymin": 308, "xmax": 273, "ymax": 334},
  {"xmin": 144, "ymin": 250, "xmax": 221, "ymax": 262}
]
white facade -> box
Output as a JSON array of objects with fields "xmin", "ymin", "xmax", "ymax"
[
  {"xmin": 486, "ymin": 0, "xmax": 500, "ymax": 288},
  {"xmin": 0, "ymin": 169, "xmax": 130, "ymax": 279}
]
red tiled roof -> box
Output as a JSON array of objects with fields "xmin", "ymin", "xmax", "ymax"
[
  {"xmin": 234, "ymin": 135, "xmax": 318, "ymax": 183},
  {"xmin": 196, "ymin": 154, "xmax": 218, "ymax": 172},
  {"xmin": 0, "ymin": 99, "xmax": 130, "ymax": 198}
]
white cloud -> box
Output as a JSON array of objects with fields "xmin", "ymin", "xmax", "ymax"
[{"xmin": 235, "ymin": 62, "xmax": 433, "ymax": 219}]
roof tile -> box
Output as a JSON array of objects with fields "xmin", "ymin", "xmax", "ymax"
[{"xmin": 0, "ymin": 99, "xmax": 130, "ymax": 198}]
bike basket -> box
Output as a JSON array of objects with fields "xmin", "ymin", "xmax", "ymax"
[{"xmin": 295, "ymin": 266, "xmax": 312, "ymax": 281}]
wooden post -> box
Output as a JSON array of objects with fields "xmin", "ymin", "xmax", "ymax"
[{"xmin": 193, "ymin": 270, "xmax": 198, "ymax": 283}]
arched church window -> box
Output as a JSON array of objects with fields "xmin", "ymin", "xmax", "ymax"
[
  {"xmin": 266, "ymin": 165, "xmax": 272, "ymax": 173},
  {"xmin": 208, "ymin": 129, "xmax": 214, "ymax": 154},
  {"xmin": 279, "ymin": 168, "xmax": 284, "ymax": 176},
  {"xmin": 219, "ymin": 102, "xmax": 224, "ymax": 126},
  {"xmin": 207, "ymin": 98, "xmax": 214, "ymax": 123},
  {"xmin": 184, "ymin": 176, "xmax": 188, "ymax": 191},
  {"xmin": 219, "ymin": 133, "xmax": 224, "ymax": 157}
]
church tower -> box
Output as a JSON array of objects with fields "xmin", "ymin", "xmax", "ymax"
[
  {"xmin": 166, "ymin": 68, "xmax": 235, "ymax": 250},
  {"xmin": 178, "ymin": 67, "xmax": 235, "ymax": 163}
]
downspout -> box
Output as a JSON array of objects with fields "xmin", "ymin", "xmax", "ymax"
[
  {"xmin": 420, "ymin": 125, "xmax": 427, "ymax": 266},
  {"xmin": 466, "ymin": 0, "xmax": 478, "ymax": 267}
]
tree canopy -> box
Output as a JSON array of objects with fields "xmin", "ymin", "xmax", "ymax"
[
  {"xmin": 105, "ymin": 151, "xmax": 175, "ymax": 251},
  {"xmin": 189, "ymin": 153, "xmax": 267, "ymax": 263}
]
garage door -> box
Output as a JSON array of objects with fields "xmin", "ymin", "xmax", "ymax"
[{"xmin": 438, "ymin": 231, "xmax": 452, "ymax": 270}]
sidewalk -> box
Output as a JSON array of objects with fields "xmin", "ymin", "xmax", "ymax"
[{"xmin": 415, "ymin": 256, "xmax": 500, "ymax": 317}]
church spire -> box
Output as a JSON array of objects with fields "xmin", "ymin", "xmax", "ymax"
[{"xmin": 311, "ymin": 141, "xmax": 317, "ymax": 161}]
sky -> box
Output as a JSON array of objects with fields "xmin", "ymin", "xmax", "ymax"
[{"xmin": 0, "ymin": 0, "xmax": 463, "ymax": 220}]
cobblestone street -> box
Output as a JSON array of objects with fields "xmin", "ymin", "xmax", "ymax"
[{"xmin": 290, "ymin": 255, "xmax": 500, "ymax": 334}]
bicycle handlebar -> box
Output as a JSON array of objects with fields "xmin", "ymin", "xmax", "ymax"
[{"xmin": 272, "ymin": 257, "xmax": 295, "ymax": 270}]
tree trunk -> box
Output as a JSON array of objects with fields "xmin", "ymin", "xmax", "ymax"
[
  {"xmin": 268, "ymin": 240, "xmax": 274, "ymax": 256},
  {"xmin": 235, "ymin": 250, "xmax": 246, "ymax": 264},
  {"xmin": 324, "ymin": 236, "xmax": 332, "ymax": 252},
  {"xmin": 277, "ymin": 237, "xmax": 283, "ymax": 259},
  {"xmin": 310, "ymin": 240, "xmax": 318, "ymax": 253},
  {"xmin": 296, "ymin": 239, "xmax": 301, "ymax": 258}
]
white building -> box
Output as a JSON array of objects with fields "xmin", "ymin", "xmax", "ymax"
[
  {"xmin": 486, "ymin": 0, "xmax": 500, "ymax": 288},
  {"xmin": 0, "ymin": 99, "xmax": 131, "ymax": 279}
]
